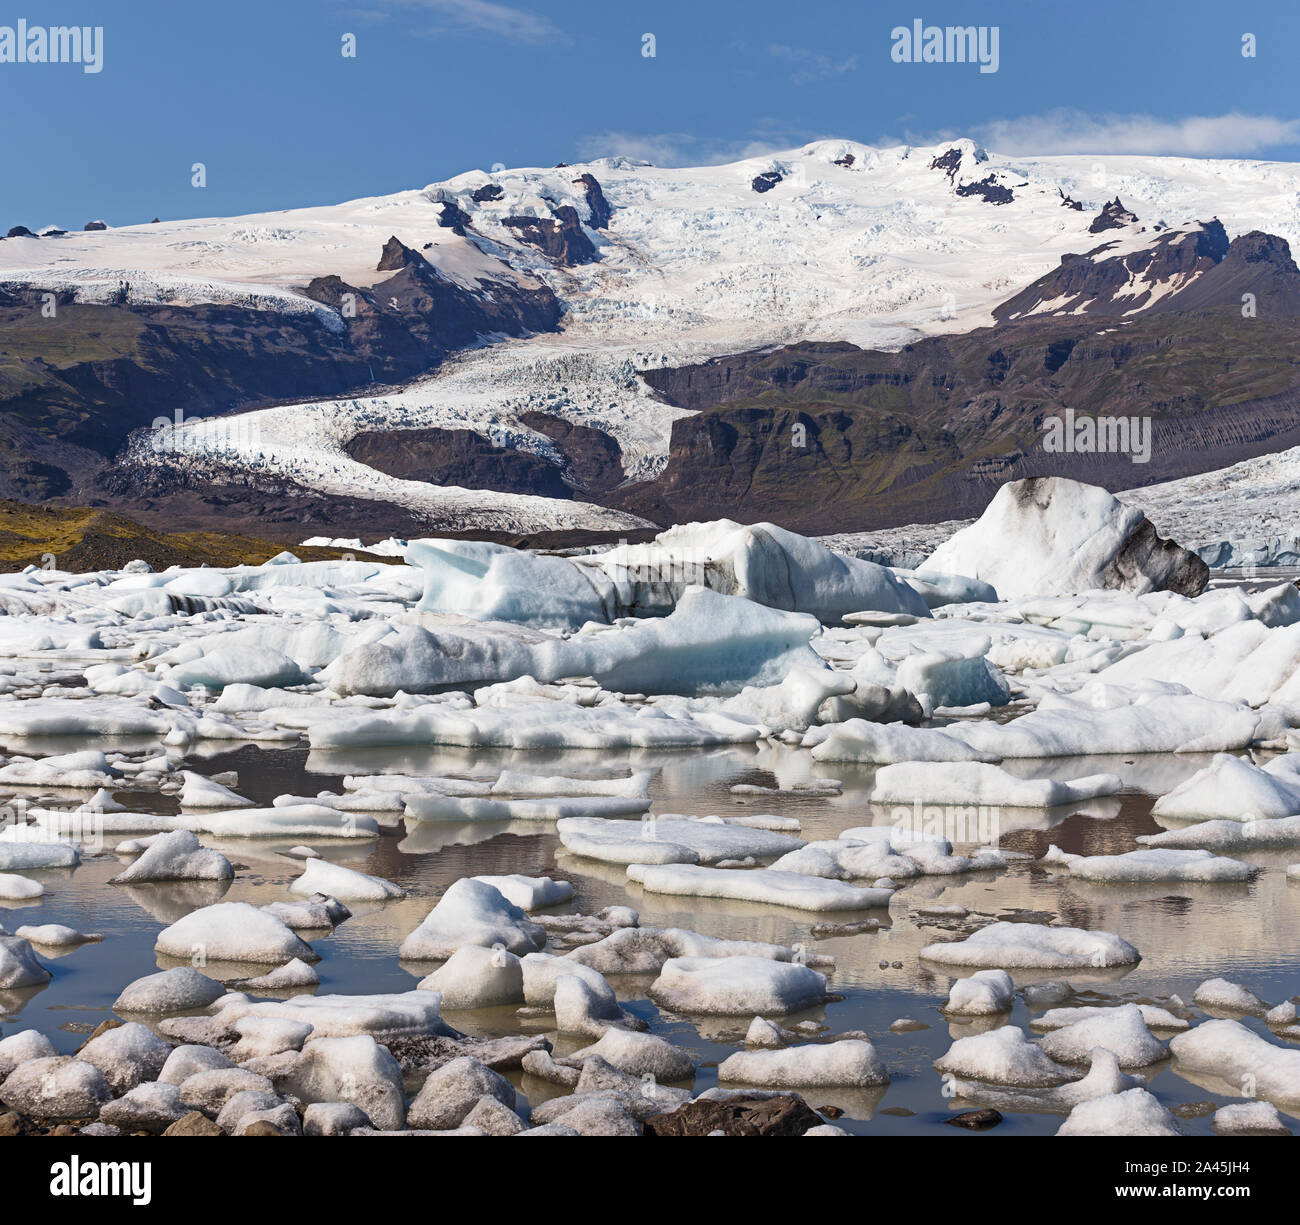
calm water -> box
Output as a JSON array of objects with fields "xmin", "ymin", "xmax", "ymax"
[{"xmin": 3, "ymin": 737, "xmax": 1298, "ymax": 1137}]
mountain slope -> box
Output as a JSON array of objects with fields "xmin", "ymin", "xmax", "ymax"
[{"xmin": 5, "ymin": 138, "xmax": 1300, "ymax": 536}]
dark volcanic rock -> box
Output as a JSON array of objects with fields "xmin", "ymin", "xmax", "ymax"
[
  {"xmin": 929, "ymin": 148, "xmax": 963, "ymax": 179},
  {"xmin": 502, "ymin": 206, "xmax": 598, "ymax": 265},
  {"xmin": 345, "ymin": 426, "xmax": 571, "ymax": 498},
  {"xmin": 994, "ymin": 221, "xmax": 1232, "ymax": 323},
  {"xmin": 518, "ymin": 411, "xmax": 625, "ymax": 493},
  {"xmin": 945, "ymin": 1108, "xmax": 1003, "ymax": 1130},
  {"xmin": 1059, "ymin": 189, "xmax": 1084, "ymax": 211},
  {"xmin": 5, "ymin": 226, "xmax": 35, "ymax": 239},
  {"xmin": 84, "ymin": 219, "xmax": 108, "ymax": 231},
  {"xmin": 834, "ymin": 153, "xmax": 856, "ymax": 167},
  {"xmin": 955, "ymin": 175, "xmax": 1014, "ymax": 205},
  {"xmin": 1148, "ymin": 230, "xmax": 1300, "ymax": 316},
  {"xmin": 644, "ymin": 1093, "xmax": 823, "ymax": 1137},
  {"xmin": 751, "ymin": 171, "xmax": 783, "ymax": 194},
  {"xmin": 572, "ymin": 173, "xmax": 612, "ymax": 228},
  {"xmin": 437, "ymin": 201, "xmax": 472, "ymax": 234},
  {"xmin": 471, "ymin": 183, "xmax": 504, "ymax": 203},
  {"xmin": 1089, "ymin": 197, "xmax": 1139, "ymax": 233},
  {"xmin": 376, "ymin": 235, "xmax": 424, "ymax": 271}
]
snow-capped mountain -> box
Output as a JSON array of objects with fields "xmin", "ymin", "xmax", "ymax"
[{"xmin": 4, "ymin": 138, "xmax": 1300, "ymax": 538}]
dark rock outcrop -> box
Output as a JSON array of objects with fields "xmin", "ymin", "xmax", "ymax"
[
  {"xmin": 5, "ymin": 226, "xmax": 35, "ymax": 239},
  {"xmin": 644, "ymin": 1093, "xmax": 824, "ymax": 1137},
  {"xmin": 471, "ymin": 183, "xmax": 504, "ymax": 203},
  {"xmin": 572, "ymin": 173, "xmax": 612, "ymax": 228},
  {"xmin": 436, "ymin": 201, "xmax": 472, "ymax": 235},
  {"xmin": 345, "ymin": 427, "xmax": 571, "ymax": 498},
  {"xmin": 502, "ymin": 206, "xmax": 597, "ymax": 265},
  {"xmin": 84, "ymin": 220, "xmax": 108, "ymax": 231},
  {"xmin": 955, "ymin": 175, "xmax": 1014, "ymax": 205},
  {"xmin": 994, "ymin": 221, "xmax": 1232, "ymax": 322},
  {"xmin": 1089, "ymin": 197, "xmax": 1139, "ymax": 233},
  {"xmin": 751, "ymin": 171, "xmax": 783, "ymax": 194}
]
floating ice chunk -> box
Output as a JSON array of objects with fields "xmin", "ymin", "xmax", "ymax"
[
  {"xmin": 241, "ymin": 957, "xmax": 320, "ymax": 992},
  {"xmin": 0, "ymin": 934, "xmax": 51, "ymax": 988},
  {"xmin": 76, "ymin": 1022, "xmax": 171, "ymax": 1094},
  {"xmin": 935, "ymin": 1025, "xmax": 1076, "ymax": 1088},
  {"xmin": 0, "ymin": 1056, "xmax": 112, "ymax": 1119},
  {"xmin": 952, "ymin": 691, "xmax": 1259, "ymax": 759},
  {"xmin": 627, "ymin": 862, "xmax": 891, "ymax": 912},
  {"xmin": 111, "ymin": 829, "xmax": 234, "ymax": 884},
  {"xmin": 167, "ymin": 645, "xmax": 310, "ymax": 691},
  {"xmin": 811, "ymin": 719, "xmax": 996, "ymax": 764},
  {"xmin": 518, "ymin": 952, "xmax": 623, "ymax": 1009},
  {"xmin": 1152, "ymin": 752, "xmax": 1300, "ymax": 821},
  {"xmin": 289, "ymin": 858, "xmax": 404, "ymax": 903},
  {"xmin": 648, "ymin": 956, "xmax": 830, "ymax": 1015},
  {"xmin": 201, "ymin": 805, "xmax": 379, "ymax": 840},
  {"xmin": 0, "ymin": 872, "xmax": 43, "ymax": 900},
  {"xmin": 873, "ymin": 761, "xmax": 1122, "ymax": 807},
  {"xmin": 421, "ymin": 944, "xmax": 524, "ymax": 1008},
  {"xmin": 114, "ymin": 966, "xmax": 226, "ymax": 1014},
  {"xmin": 179, "ymin": 771, "xmax": 255, "ymax": 809},
  {"xmin": 924, "ymin": 477, "xmax": 1206, "ymax": 600},
  {"xmin": 155, "ymin": 902, "xmax": 317, "ymax": 965},
  {"xmin": 718, "ymin": 1040, "xmax": 889, "ymax": 1088},
  {"xmin": 262, "ymin": 896, "xmax": 350, "ymax": 931},
  {"xmin": 1036, "ymin": 1004, "xmax": 1167, "ymax": 1067},
  {"xmin": 15, "ymin": 923, "xmax": 101, "ymax": 947},
  {"xmin": 284, "ymin": 1034, "xmax": 406, "ymax": 1131},
  {"xmin": 592, "ymin": 520, "xmax": 931, "ymax": 622},
  {"xmin": 217, "ymin": 990, "xmax": 454, "ymax": 1040},
  {"xmin": 0, "ymin": 749, "xmax": 119, "ymax": 790},
  {"xmin": 1191, "ymin": 978, "xmax": 1268, "ymax": 1015},
  {"xmin": 1169, "ymin": 1019, "xmax": 1300, "ymax": 1107},
  {"xmin": 566, "ymin": 927, "xmax": 809, "ymax": 976},
  {"xmin": 896, "ymin": 640, "xmax": 1011, "ymax": 710},
  {"xmin": 1043, "ymin": 846, "xmax": 1250, "ymax": 883},
  {"xmin": 406, "ymin": 792, "xmax": 650, "ymax": 821},
  {"xmin": 408, "ymin": 538, "xmax": 615, "ymax": 628},
  {"xmin": 492, "ymin": 770, "xmax": 651, "ymax": 799},
  {"xmin": 720, "ymin": 666, "xmax": 857, "ymax": 733},
  {"xmin": 1056, "ymin": 1087, "xmax": 1181, "ymax": 1136},
  {"xmin": 1139, "ymin": 815, "xmax": 1300, "ymax": 852},
  {"xmin": 471, "ymin": 874, "xmax": 574, "ymax": 910},
  {"xmin": 944, "ymin": 970, "xmax": 1015, "ymax": 1016},
  {"xmin": 1214, "ymin": 1101, "xmax": 1291, "ymax": 1135},
  {"xmin": 769, "ymin": 838, "xmax": 922, "ymax": 882},
  {"xmin": 921, "ymin": 922, "xmax": 1140, "ymax": 970},
  {"xmin": 557, "ymin": 815, "xmax": 803, "ymax": 866},
  {"xmin": 311, "ymin": 693, "xmax": 761, "ymax": 752},
  {"xmin": 568, "ymin": 1028, "xmax": 695, "ymax": 1082},
  {"xmin": 555, "ymin": 973, "xmax": 630, "ymax": 1038},
  {"xmin": 1032, "ymin": 1004, "xmax": 1189, "ymax": 1033},
  {"xmin": 0, "ymin": 830, "xmax": 80, "ymax": 871},
  {"xmin": 399, "ymin": 878, "xmax": 546, "ymax": 960}
]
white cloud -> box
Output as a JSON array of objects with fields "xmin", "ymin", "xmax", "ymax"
[
  {"xmin": 973, "ymin": 109, "xmax": 1300, "ymax": 157},
  {"xmin": 356, "ymin": 0, "xmax": 564, "ymax": 43},
  {"xmin": 769, "ymin": 44, "xmax": 858, "ymax": 85},
  {"xmin": 574, "ymin": 127, "xmax": 816, "ymax": 168}
]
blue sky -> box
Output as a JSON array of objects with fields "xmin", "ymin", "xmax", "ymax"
[{"xmin": 3, "ymin": 0, "xmax": 1298, "ymax": 227}]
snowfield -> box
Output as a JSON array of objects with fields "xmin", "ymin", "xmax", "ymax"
[{"xmin": 8, "ymin": 138, "xmax": 1300, "ymax": 531}]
